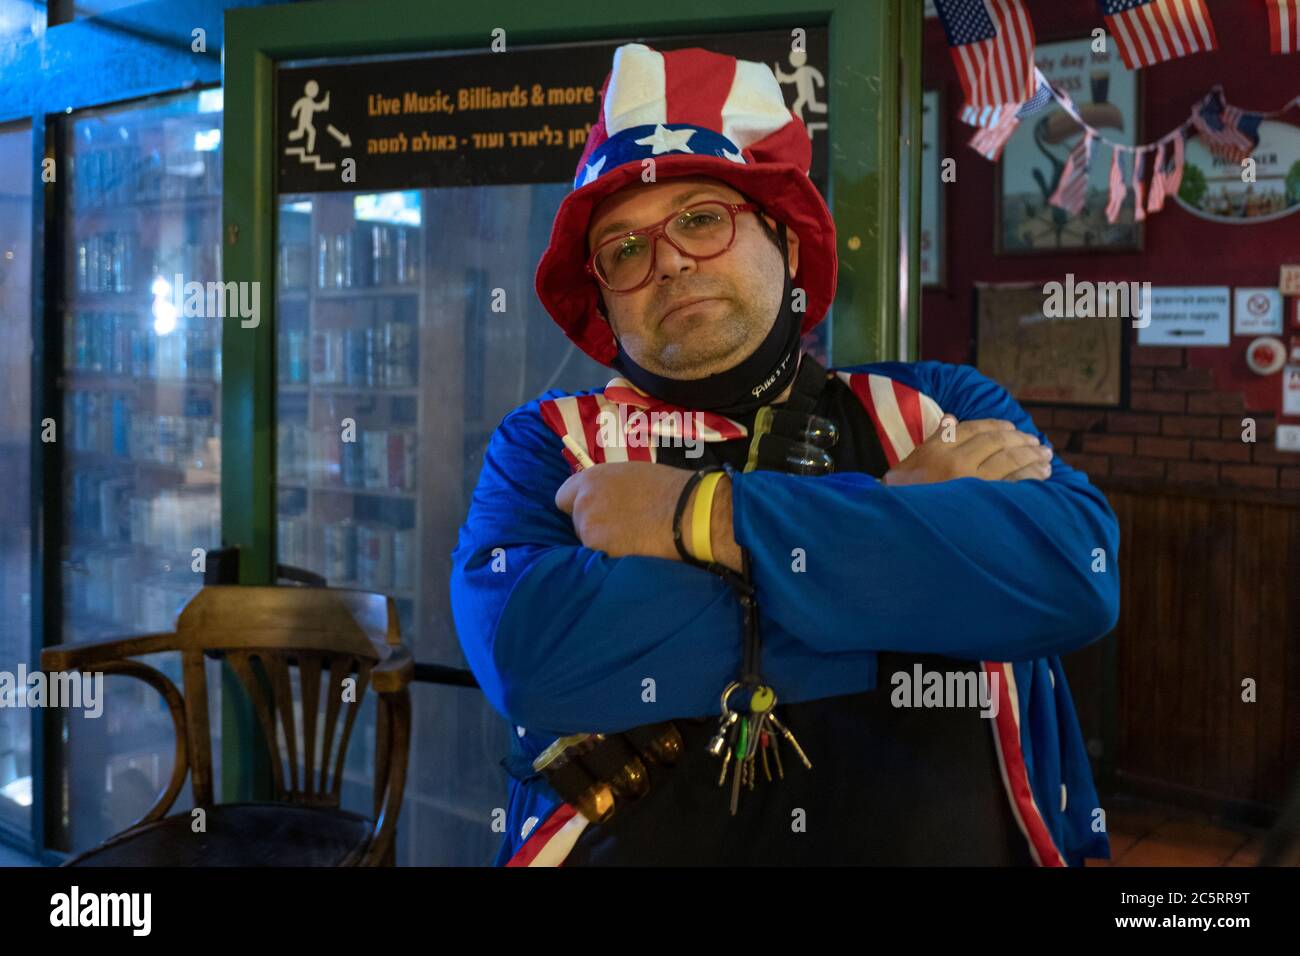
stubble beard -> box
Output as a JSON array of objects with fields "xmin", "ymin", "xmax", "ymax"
[{"xmin": 645, "ymin": 291, "xmax": 777, "ymax": 379}]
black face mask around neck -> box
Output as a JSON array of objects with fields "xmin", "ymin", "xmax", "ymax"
[{"xmin": 608, "ymin": 222, "xmax": 804, "ymax": 418}]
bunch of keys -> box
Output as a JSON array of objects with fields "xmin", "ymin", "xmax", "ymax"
[{"xmin": 706, "ymin": 680, "xmax": 812, "ymax": 815}]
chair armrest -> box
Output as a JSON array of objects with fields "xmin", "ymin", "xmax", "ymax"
[
  {"xmin": 360, "ymin": 686, "xmax": 411, "ymax": 865},
  {"xmin": 77, "ymin": 659, "xmax": 190, "ymax": 827},
  {"xmin": 371, "ymin": 644, "xmax": 413, "ymax": 694},
  {"xmin": 41, "ymin": 632, "xmax": 178, "ymax": 671}
]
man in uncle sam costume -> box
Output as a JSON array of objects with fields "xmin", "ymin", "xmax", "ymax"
[{"xmin": 451, "ymin": 42, "xmax": 1120, "ymax": 866}]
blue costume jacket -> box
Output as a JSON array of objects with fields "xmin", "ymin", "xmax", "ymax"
[{"xmin": 450, "ymin": 359, "xmax": 1120, "ymax": 866}]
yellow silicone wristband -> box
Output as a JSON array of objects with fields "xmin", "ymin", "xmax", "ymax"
[{"xmin": 690, "ymin": 471, "xmax": 724, "ymax": 564}]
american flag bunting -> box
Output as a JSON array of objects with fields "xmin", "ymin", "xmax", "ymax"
[
  {"xmin": 1105, "ymin": 149, "xmax": 1127, "ymax": 223},
  {"xmin": 936, "ymin": 0, "xmax": 1037, "ymax": 110},
  {"xmin": 1164, "ymin": 132, "xmax": 1185, "ymax": 196},
  {"xmin": 1098, "ymin": 0, "xmax": 1218, "ymax": 70},
  {"xmin": 1190, "ymin": 93, "xmax": 1261, "ymax": 163},
  {"xmin": 965, "ymin": 69, "xmax": 1058, "ymax": 160},
  {"xmin": 1132, "ymin": 149, "xmax": 1147, "ymax": 222},
  {"xmin": 1049, "ymin": 131, "xmax": 1094, "ymax": 215},
  {"xmin": 1266, "ymin": 0, "xmax": 1300, "ymax": 54},
  {"xmin": 1146, "ymin": 141, "xmax": 1168, "ymax": 213}
]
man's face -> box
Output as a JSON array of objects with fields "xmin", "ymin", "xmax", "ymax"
[{"xmin": 586, "ymin": 176, "xmax": 800, "ymax": 379}]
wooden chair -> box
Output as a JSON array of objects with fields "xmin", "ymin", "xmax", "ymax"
[{"xmin": 40, "ymin": 585, "xmax": 413, "ymax": 866}]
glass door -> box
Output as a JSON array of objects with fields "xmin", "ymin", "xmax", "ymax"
[
  {"xmin": 0, "ymin": 122, "xmax": 34, "ymax": 841},
  {"xmin": 57, "ymin": 89, "xmax": 225, "ymax": 852}
]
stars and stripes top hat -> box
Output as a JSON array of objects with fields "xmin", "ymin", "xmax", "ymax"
[{"xmin": 534, "ymin": 43, "xmax": 837, "ymax": 367}]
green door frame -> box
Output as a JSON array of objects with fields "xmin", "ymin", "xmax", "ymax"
[{"xmin": 220, "ymin": 0, "xmax": 922, "ymax": 801}]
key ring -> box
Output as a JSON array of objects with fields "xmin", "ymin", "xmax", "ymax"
[{"xmin": 718, "ymin": 680, "xmax": 742, "ymax": 716}]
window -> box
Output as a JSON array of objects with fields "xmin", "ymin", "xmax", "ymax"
[
  {"xmin": 0, "ymin": 122, "xmax": 34, "ymax": 841},
  {"xmin": 59, "ymin": 89, "xmax": 223, "ymax": 852}
]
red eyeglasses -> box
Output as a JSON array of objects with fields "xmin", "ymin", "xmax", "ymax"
[{"xmin": 586, "ymin": 201, "xmax": 761, "ymax": 293}]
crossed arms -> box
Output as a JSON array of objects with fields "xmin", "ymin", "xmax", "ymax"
[{"xmin": 449, "ymin": 361, "xmax": 1119, "ymax": 734}]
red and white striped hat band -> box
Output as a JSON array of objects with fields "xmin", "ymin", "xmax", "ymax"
[{"xmin": 534, "ymin": 43, "xmax": 838, "ymax": 368}]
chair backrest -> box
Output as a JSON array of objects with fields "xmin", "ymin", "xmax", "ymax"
[{"xmin": 174, "ymin": 585, "xmax": 403, "ymax": 810}]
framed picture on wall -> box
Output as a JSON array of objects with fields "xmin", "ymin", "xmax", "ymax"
[
  {"xmin": 996, "ymin": 36, "xmax": 1143, "ymax": 255},
  {"xmin": 921, "ymin": 88, "xmax": 945, "ymax": 288},
  {"xmin": 975, "ymin": 283, "xmax": 1124, "ymax": 407}
]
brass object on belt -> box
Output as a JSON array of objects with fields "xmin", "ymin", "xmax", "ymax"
[{"xmin": 531, "ymin": 721, "xmax": 685, "ymax": 823}]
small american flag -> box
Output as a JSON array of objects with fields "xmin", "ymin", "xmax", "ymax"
[
  {"xmin": 1191, "ymin": 93, "xmax": 1261, "ymax": 163},
  {"xmin": 1105, "ymin": 149, "xmax": 1127, "ymax": 223},
  {"xmin": 966, "ymin": 70, "xmax": 1057, "ymax": 159},
  {"xmin": 936, "ymin": 0, "xmax": 1037, "ymax": 110},
  {"xmin": 960, "ymin": 69, "xmax": 1054, "ymax": 128},
  {"xmin": 969, "ymin": 110, "xmax": 1021, "ymax": 160},
  {"xmin": 1266, "ymin": 0, "xmax": 1300, "ymax": 54},
  {"xmin": 1017, "ymin": 71, "xmax": 1056, "ymax": 116},
  {"xmin": 1049, "ymin": 132, "xmax": 1094, "ymax": 215},
  {"xmin": 1163, "ymin": 132, "xmax": 1185, "ymax": 196},
  {"xmin": 1146, "ymin": 141, "xmax": 1168, "ymax": 213},
  {"xmin": 1132, "ymin": 149, "xmax": 1147, "ymax": 222},
  {"xmin": 1098, "ymin": 0, "xmax": 1218, "ymax": 70}
]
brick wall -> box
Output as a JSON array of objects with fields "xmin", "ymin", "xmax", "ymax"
[{"xmin": 1022, "ymin": 342, "xmax": 1300, "ymax": 492}]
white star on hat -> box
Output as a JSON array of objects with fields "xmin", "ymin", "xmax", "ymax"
[
  {"xmin": 579, "ymin": 154, "xmax": 607, "ymax": 186},
  {"xmin": 634, "ymin": 124, "xmax": 696, "ymax": 155},
  {"xmin": 721, "ymin": 148, "xmax": 746, "ymax": 164}
]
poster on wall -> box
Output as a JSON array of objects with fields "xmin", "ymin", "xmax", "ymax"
[
  {"xmin": 1175, "ymin": 121, "xmax": 1300, "ymax": 224},
  {"xmin": 921, "ymin": 89, "xmax": 944, "ymax": 287},
  {"xmin": 997, "ymin": 37, "xmax": 1141, "ymax": 254},
  {"xmin": 975, "ymin": 283, "xmax": 1123, "ymax": 406},
  {"xmin": 1137, "ymin": 286, "xmax": 1231, "ymax": 346}
]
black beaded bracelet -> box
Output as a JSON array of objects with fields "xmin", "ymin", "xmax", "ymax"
[{"xmin": 671, "ymin": 465, "xmax": 726, "ymax": 565}]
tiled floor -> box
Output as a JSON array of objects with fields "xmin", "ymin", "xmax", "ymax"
[{"xmin": 1084, "ymin": 795, "xmax": 1268, "ymax": 867}]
